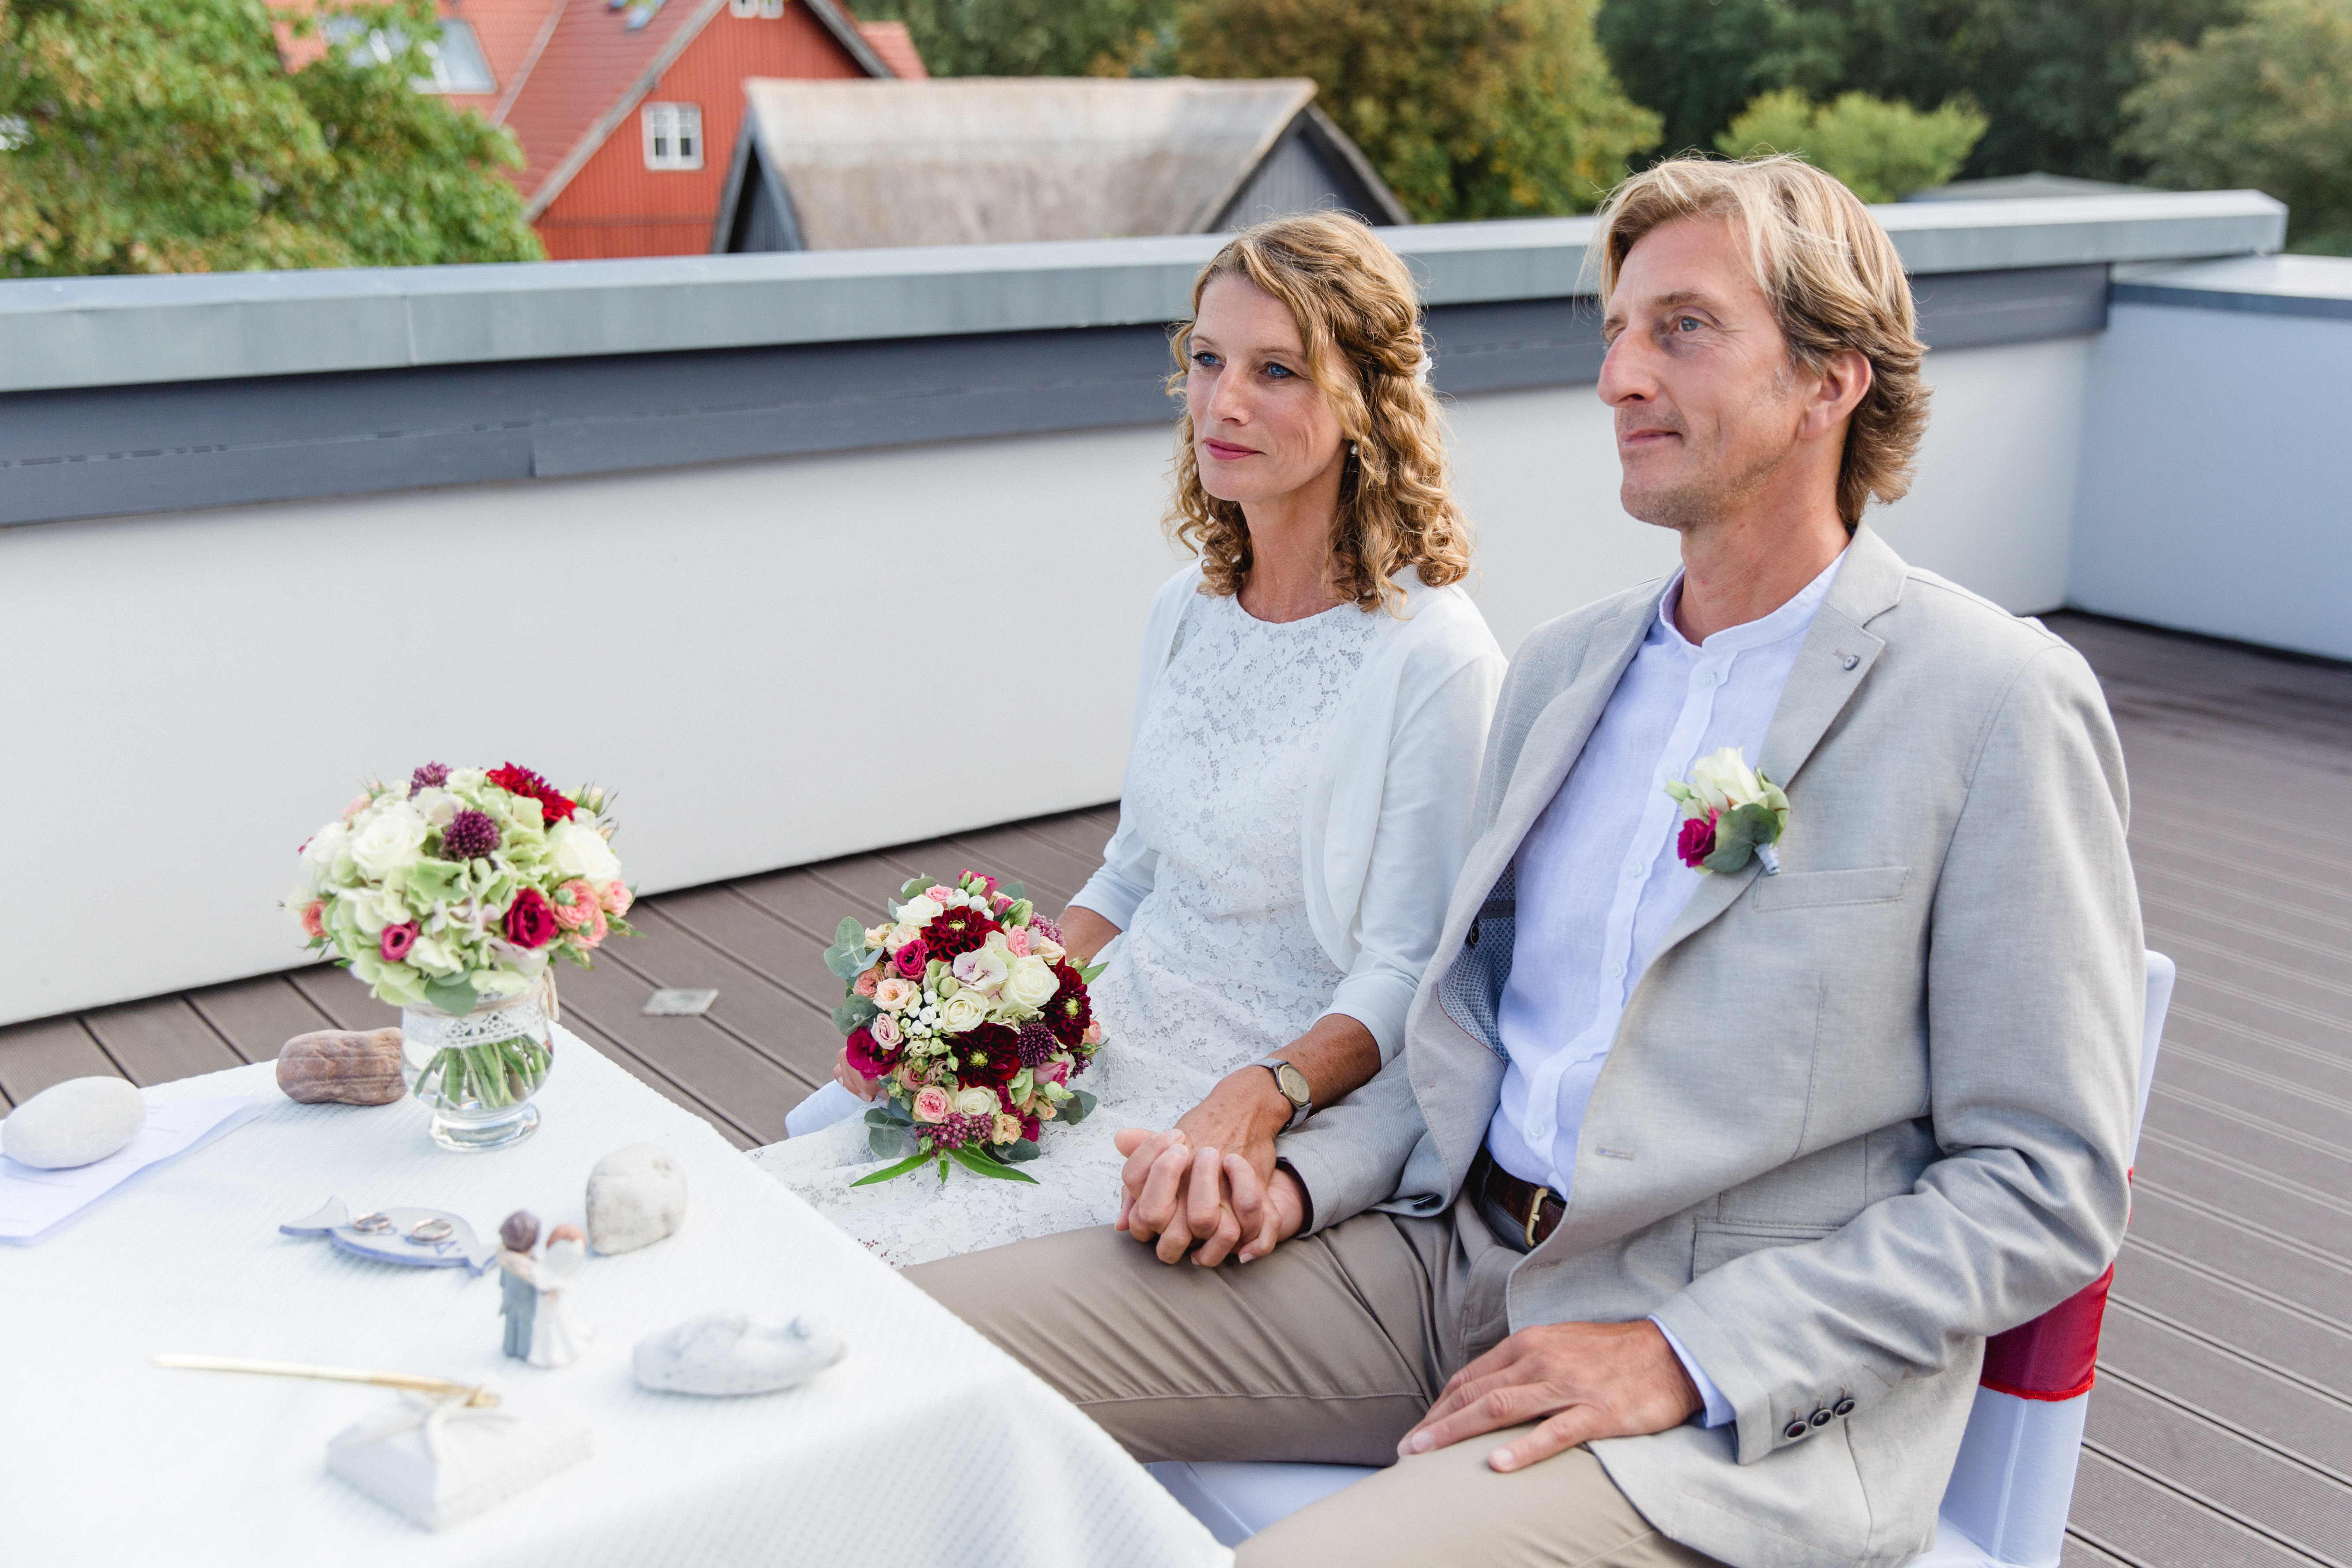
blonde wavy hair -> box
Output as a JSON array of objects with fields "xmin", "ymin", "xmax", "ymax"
[
  {"xmin": 1165, "ymin": 213, "xmax": 1471, "ymax": 614},
  {"xmin": 1592, "ymin": 154, "xmax": 1931, "ymax": 529}
]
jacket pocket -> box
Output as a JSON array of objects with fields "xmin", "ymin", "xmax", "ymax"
[
  {"xmin": 1751, "ymin": 865, "xmax": 1909, "ymax": 913},
  {"xmin": 1693, "ymin": 1219, "xmax": 1841, "ymax": 1279}
]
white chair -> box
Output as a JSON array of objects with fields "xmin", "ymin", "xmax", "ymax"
[{"xmin": 1151, "ymin": 952, "xmax": 2176, "ymax": 1566}]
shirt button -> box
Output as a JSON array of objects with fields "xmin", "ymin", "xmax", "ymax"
[
  {"xmin": 1607, "ymin": 961, "xmax": 1625, "ymax": 980},
  {"xmin": 1809, "ymin": 1408, "xmax": 1834, "ymax": 1429},
  {"xmin": 1833, "ymin": 1397, "xmax": 1856, "ymax": 1418},
  {"xmin": 1783, "ymin": 1420, "xmax": 1809, "ymax": 1441},
  {"xmin": 1623, "ymin": 859, "xmax": 1643, "ymax": 878}
]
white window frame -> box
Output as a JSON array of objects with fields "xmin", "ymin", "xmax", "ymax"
[
  {"xmin": 641, "ymin": 103, "xmax": 704, "ymax": 172},
  {"xmin": 757, "ymin": 0, "xmax": 784, "ymax": 16},
  {"xmin": 728, "ymin": 0, "xmax": 756, "ymax": 15}
]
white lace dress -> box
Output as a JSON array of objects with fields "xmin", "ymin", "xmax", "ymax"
[{"xmin": 749, "ymin": 591, "xmax": 1388, "ymax": 1267}]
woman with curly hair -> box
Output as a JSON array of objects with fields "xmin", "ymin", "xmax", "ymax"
[{"xmin": 760, "ymin": 213, "xmax": 1505, "ymax": 1266}]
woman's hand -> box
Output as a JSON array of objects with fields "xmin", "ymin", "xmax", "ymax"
[
  {"xmin": 831, "ymin": 1048, "xmax": 884, "ymax": 1102},
  {"xmin": 1114, "ymin": 1127, "xmax": 1304, "ymax": 1266}
]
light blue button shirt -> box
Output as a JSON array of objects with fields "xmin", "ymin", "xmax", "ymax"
[{"xmin": 1486, "ymin": 550, "xmax": 1846, "ymax": 1428}]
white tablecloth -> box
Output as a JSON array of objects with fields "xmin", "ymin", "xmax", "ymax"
[{"xmin": 1, "ymin": 1029, "xmax": 1229, "ymax": 1568}]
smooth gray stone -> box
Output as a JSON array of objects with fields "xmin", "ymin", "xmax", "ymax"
[
  {"xmin": 2, "ymin": 1076, "xmax": 146, "ymax": 1169},
  {"xmin": 633, "ymin": 1312, "xmax": 845, "ymax": 1396}
]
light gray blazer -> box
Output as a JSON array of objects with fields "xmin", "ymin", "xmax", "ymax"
[{"xmin": 1276, "ymin": 526, "xmax": 2144, "ymax": 1568}]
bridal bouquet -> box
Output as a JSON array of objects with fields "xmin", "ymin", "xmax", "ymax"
[
  {"xmin": 824, "ymin": 870, "xmax": 1105, "ymax": 1186},
  {"xmin": 285, "ymin": 763, "xmax": 636, "ymax": 1100}
]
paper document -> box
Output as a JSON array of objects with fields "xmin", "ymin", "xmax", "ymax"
[{"xmin": 0, "ymin": 1095, "xmax": 262, "ymax": 1244}]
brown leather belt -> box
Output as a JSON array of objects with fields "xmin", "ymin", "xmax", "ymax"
[{"xmin": 1475, "ymin": 1148, "xmax": 1564, "ymax": 1252}]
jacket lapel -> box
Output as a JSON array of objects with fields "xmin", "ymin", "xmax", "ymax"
[
  {"xmin": 1648, "ymin": 526, "xmax": 1909, "ymax": 962},
  {"xmin": 1479, "ymin": 595, "xmax": 1657, "ymax": 876}
]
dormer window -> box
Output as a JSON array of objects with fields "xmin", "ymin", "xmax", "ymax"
[{"xmin": 642, "ymin": 103, "xmax": 703, "ymax": 170}]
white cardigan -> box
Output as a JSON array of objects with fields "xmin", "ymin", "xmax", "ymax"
[{"xmin": 1071, "ymin": 564, "xmax": 1506, "ymax": 1059}]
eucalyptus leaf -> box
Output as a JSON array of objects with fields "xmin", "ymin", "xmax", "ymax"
[
  {"xmin": 868, "ymin": 1125, "xmax": 914, "ymax": 1160},
  {"xmin": 999, "ymin": 1138, "xmax": 1042, "ymax": 1163},
  {"xmin": 901, "ymin": 877, "xmax": 930, "ymax": 900},
  {"xmin": 1700, "ymin": 840, "xmax": 1757, "ymax": 875},
  {"xmin": 1061, "ymin": 1089, "xmax": 1098, "ymax": 1125},
  {"xmin": 1000, "ymin": 881, "xmax": 1026, "ymax": 903},
  {"xmin": 423, "ymin": 976, "xmax": 479, "ymax": 1015},
  {"xmin": 832, "ymin": 994, "xmax": 880, "ymax": 1035},
  {"xmin": 851, "ymin": 1150, "xmax": 935, "ymax": 1187}
]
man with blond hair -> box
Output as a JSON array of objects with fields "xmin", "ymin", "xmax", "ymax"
[{"xmin": 913, "ymin": 155, "xmax": 2143, "ymax": 1568}]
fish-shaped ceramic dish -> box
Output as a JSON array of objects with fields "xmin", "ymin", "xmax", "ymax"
[{"xmin": 281, "ymin": 1196, "xmax": 497, "ymax": 1275}]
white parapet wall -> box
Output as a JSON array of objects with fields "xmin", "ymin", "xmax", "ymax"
[
  {"xmin": 0, "ymin": 192, "xmax": 2293, "ymax": 1023},
  {"xmin": 2071, "ymin": 256, "xmax": 2352, "ymax": 662}
]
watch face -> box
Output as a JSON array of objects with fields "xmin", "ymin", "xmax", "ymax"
[{"xmin": 1274, "ymin": 1062, "xmax": 1311, "ymax": 1107}]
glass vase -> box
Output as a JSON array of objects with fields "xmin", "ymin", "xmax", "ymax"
[{"xmin": 399, "ymin": 987, "xmax": 554, "ymax": 1152}]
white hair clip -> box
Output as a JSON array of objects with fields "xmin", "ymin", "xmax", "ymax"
[{"xmin": 1412, "ymin": 354, "xmax": 1433, "ymax": 387}]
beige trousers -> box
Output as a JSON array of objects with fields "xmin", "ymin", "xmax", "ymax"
[{"xmin": 906, "ymin": 1195, "xmax": 1723, "ymax": 1568}]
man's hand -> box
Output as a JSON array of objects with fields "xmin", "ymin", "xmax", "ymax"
[
  {"xmin": 1399, "ymin": 1321, "xmax": 1702, "ymax": 1473},
  {"xmin": 831, "ymin": 1048, "xmax": 883, "ymax": 1103},
  {"xmin": 1113, "ymin": 1127, "xmax": 1304, "ymax": 1266}
]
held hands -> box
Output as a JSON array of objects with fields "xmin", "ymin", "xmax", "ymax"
[
  {"xmin": 1114, "ymin": 1122, "xmax": 1303, "ymax": 1266},
  {"xmin": 1398, "ymin": 1321, "xmax": 1703, "ymax": 1473}
]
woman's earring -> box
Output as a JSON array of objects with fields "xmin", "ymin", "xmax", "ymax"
[{"xmin": 1350, "ymin": 442, "xmax": 1360, "ymax": 456}]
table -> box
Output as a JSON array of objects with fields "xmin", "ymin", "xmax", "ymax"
[{"xmin": 0, "ymin": 1028, "xmax": 1230, "ymax": 1568}]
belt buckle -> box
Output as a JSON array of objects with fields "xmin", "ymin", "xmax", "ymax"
[{"xmin": 1523, "ymin": 1184, "xmax": 1554, "ymax": 1250}]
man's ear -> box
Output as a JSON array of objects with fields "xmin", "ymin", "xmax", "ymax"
[{"xmin": 1801, "ymin": 348, "xmax": 1873, "ymax": 441}]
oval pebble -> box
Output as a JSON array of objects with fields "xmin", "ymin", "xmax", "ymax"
[{"xmin": 3, "ymin": 1076, "xmax": 147, "ymax": 1169}]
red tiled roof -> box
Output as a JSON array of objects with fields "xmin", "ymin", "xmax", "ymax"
[
  {"xmin": 266, "ymin": 0, "xmax": 887, "ymax": 214},
  {"xmin": 855, "ymin": 20, "xmax": 925, "ymax": 79}
]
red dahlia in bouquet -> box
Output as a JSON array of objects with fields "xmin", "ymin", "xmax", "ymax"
[{"xmin": 823, "ymin": 870, "xmax": 1105, "ymax": 1186}]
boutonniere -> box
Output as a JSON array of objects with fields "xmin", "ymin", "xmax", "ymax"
[{"xmin": 1664, "ymin": 747, "xmax": 1789, "ymax": 875}]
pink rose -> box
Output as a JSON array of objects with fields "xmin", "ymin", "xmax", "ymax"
[
  {"xmin": 300, "ymin": 900, "xmax": 326, "ymax": 940},
  {"xmin": 912, "ymin": 1086, "xmax": 951, "ymax": 1123},
  {"xmin": 1081, "ymin": 1020, "xmax": 1103, "ymax": 1046},
  {"xmin": 925, "ymin": 884, "xmax": 957, "ymax": 904},
  {"xmin": 1675, "ymin": 812, "xmax": 1718, "ymax": 870},
  {"xmin": 551, "ymin": 879, "xmax": 600, "ymax": 932},
  {"xmin": 578, "ymin": 905, "xmax": 608, "ymax": 949},
  {"xmin": 892, "ymin": 939, "xmax": 929, "ymax": 978},
  {"xmin": 599, "ymin": 880, "xmax": 633, "ymax": 917},
  {"xmin": 380, "ymin": 922, "xmax": 419, "ymax": 962},
  {"xmin": 1004, "ymin": 929, "xmax": 1030, "ymax": 957},
  {"xmin": 873, "ymin": 977, "xmax": 918, "ymax": 1012},
  {"xmin": 342, "ymin": 793, "xmax": 371, "ymax": 823},
  {"xmin": 1035, "ymin": 1059, "xmax": 1069, "ymax": 1088},
  {"xmin": 869, "ymin": 1012, "xmax": 902, "ymax": 1048},
  {"xmin": 853, "ymin": 967, "xmax": 880, "ymax": 998}
]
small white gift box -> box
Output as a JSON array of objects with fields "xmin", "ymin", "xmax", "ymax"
[{"xmin": 326, "ymin": 1389, "xmax": 592, "ymax": 1531}]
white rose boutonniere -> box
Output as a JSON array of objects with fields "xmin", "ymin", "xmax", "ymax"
[{"xmin": 1664, "ymin": 746, "xmax": 1790, "ymax": 875}]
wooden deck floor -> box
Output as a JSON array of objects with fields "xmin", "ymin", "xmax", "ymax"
[{"xmin": 4, "ymin": 614, "xmax": 2345, "ymax": 1568}]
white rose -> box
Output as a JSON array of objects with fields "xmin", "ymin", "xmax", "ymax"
[
  {"xmin": 886, "ymin": 922, "xmax": 922, "ymax": 951},
  {"xmin": 348, "ymin": 805, "xmax": 428, "ymax": 882},
  {"xmin": 548, "ymin": 820, "xmax": 622, "ymax": 882},
  {"xmin": 1688, "ymin": 746, "xmax": 1762, "ymax": 813},
  {"xmin": 1001, "ymin": 953, "xmax": 1059, "ymax": 1012},
  {"xmin": 897, "ymin": 896, "xmax": 943, "ymax": 925},
  {"xmin": 938, "ymin": 989, "xmax": 989, "ymax": 1033},
  {"xmin": 953, "ymin": 1087, "xmax": 998, "ymax": 1119},
  {"xmin": 303, "ymin": 820, "xmax": 350, "ymax": 875}
]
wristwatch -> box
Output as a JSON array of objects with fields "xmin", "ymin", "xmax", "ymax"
[{"xmin": 1254, "ymin": 1056, "xmax": 1313, "ymax": 1130}]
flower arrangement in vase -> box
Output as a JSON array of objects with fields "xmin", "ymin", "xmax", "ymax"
[{"xmin": 286, "ymin": 762, "xmax": 633, "ymax": 1149}]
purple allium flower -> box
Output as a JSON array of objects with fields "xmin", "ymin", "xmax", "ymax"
[
  {"xmin": 1015, "ymin": 1021, "xmax": 1060, "ymax": 1068},
  {"xmin": 410, "ymin": 761, "xmax": 450, "ymax": 791},
  {"xmin": 442, "ymin": 808, "xmax": 501, "ymax": 860}
]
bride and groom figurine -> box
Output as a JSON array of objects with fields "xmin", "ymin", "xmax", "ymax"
[{"xmin": 497, "ymin": 1210, "xmax": 593, "ymax": 1369}]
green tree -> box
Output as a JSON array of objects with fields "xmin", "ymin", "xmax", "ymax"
[
  {"xmin": 1600, "ymin": 0, "xmax": 2240, "ymax": 183},
  {"xmin": 1172, "ymin": 0, "xmax": 1661, "ymax": 221},
  {"xmin": 1717, "ymin": 88, "xmax": 1985, "ymax": 202},
  {"xmin": 0, "ymin": 0, "xmax": 541, "ymax": 275},
  {"xmin": 853, "ymin": 0, "xmax": 1180, "ymax": 77},
  {"xmin": 2120, "ymin": 0, "xmax": 2352, "ymax": 252}
]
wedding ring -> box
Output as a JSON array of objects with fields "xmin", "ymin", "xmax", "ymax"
[
  {"xmin": 349, "ymin": 1212, "xmax": 393, "ymax": 1234},
  {"xmin": 406, "ymin": 1218, "xmax": 454, "ymax": 1245}
]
